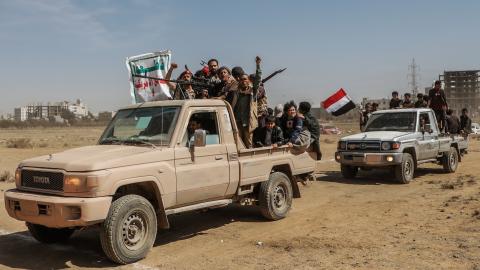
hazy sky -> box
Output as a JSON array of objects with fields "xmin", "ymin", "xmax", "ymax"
[{"xmin": 0, "ymin": 0, "xmax": 479, "ymax": 115}]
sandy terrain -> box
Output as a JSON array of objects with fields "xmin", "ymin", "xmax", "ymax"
[{"xmin": 0, "ymin": 127, "xmax": 479, "ymax": 270}]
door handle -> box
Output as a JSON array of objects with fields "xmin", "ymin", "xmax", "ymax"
[{"xmin": 215, "ymin": 156, "xmax": 223, "ymax": 160}]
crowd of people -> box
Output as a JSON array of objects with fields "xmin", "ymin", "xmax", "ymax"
[
  {"xmin": 166, "ymin": 56, "xmax": 322, "ymax": 160},
  {"xmin": 360, "ymin": 80, "xmax": 473, "ymax": 135}
]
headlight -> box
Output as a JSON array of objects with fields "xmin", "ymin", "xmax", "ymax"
[
  {"xmin": 392, "ymin": 142, "xmax": 400, "ymax": 149},
  {"xmin": 381, "ymin": 142, "xmax": 391, "ymax": 151},
  {"xmin": 15, "ymin": 168, "xmax": 21, "ymax": 186},
  {"xmin": 63, "ymin": 171, "xmax": 108, "ymax": 193},
  {"xmin": 338, "ymin": 141, "xmax": 346, "ymax": 150},
  {"xmin": 64, "ymin": 175, "xmax": 88, "ymax": 193}
]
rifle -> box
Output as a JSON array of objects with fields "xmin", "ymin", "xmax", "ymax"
[
  {"xmin": 131, "ymin": 74, "xmax": 213, "ymax": 88},
  {"xmin": 262, "ymin": 68, "xmax": 287, "ymax": 84}
]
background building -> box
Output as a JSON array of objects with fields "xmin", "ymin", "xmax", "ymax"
[
  {"xmin": 98, "ymin": 111, "xmax": 115, "ymax": 122},
  {"xmin": 440, "ymin": 70, "xmax": 480, "ymax": 117},
  {"xmin": 67, "ymin": 99, "xmax": 89, "ymax": 118},
  {"xmin": 13, "ymin": 99, "xmax": 89, "ymax": 121},
  {"xmin": 14, "ymin": 107, "xmax": 28, "ymax": 121}
]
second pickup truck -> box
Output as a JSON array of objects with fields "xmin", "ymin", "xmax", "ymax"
[{"xmin": 335, "ymin": 108, "xmax": 467, "ymax": 183}]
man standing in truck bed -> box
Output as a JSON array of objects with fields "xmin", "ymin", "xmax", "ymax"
[
  {"xmin": 231, "ymin": 56, "xmax": 262, "ymax": 148},
  {"xmin": 428, "ymin": 80, "xmax": 448, "ymax": 132}
]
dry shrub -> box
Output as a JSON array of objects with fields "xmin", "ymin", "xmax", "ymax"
[
  {"xmin": 0, "ymin": 171, "xmax": 14, "ymax": 182},
  {"xmin": 6, "ymin": 138, "xmax": 32, "ymax": 149},
  {"xmin": 37, "ymin": 142, "xmax": 49, "ymax": 148}
]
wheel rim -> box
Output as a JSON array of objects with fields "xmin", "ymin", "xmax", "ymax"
[
  {"xmin": 273, "ymin": 183, "xmax": 288, "ymax": 211},
  {"xmin": 404, "ymin": 160, "xmax": 412, "ymax": 177},
  {"xmin": 122, "ymin": 211, "xmax": 148, "ymax": 251},
  {"xmin": 449, "ymin": 152, "xmax": 457, "ymax": 168}
]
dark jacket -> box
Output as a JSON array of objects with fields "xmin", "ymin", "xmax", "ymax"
[
  {"xmin": 280, "ymin": 115, "xmax": 303, "ymax": 143},
  {"xmin": 389, "ymin": 98, "xmax": 402, "ymax": 109},
  {"xmin": 446, "ymin": 115, "xmax": 460, "ymax": 134},
  {"xmin": 253, "ymin": 126, "xmax": 284, "ymax": 147},
  {"xmin": 460, "ymin": 115, "xmax": 472, "ymax": 134},
  {"xmin": 232, "ymin": 66, "xmax": 262, "ymax": 132},
  {"xmin": 414, "ymin": 100, "xmax": 427, "ymax": 108},
  {"xmin": 428, "ymin": 88, "xmax": 447, "ymax": 111},
  {"xmin": 302, "ymin": 112, "xmax": 320, "ymax": 140}
]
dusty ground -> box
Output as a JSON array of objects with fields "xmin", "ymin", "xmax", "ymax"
[{"xmin": 0, "ymin": 126, "xmax": 479, "ymax": 270}]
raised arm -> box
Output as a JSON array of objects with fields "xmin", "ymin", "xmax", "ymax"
[
  {"xmin": 253, "ymin": 56, "xmax": 262, "ymax": 97},
  {"xmin": 165, "ymin": 63, "xmax": 178, "ymax": 90}
]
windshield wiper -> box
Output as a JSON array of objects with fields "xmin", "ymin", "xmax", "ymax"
[
  {"xmin": 124, "ymin": 138, "xmax": 158, "ymax": 149},
  {"xmin": 100, "ymin": 137, "xmax": 123, "ymax": 145}
]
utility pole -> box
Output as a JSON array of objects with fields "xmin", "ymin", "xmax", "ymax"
[{"xmin": 408, "ymin": 58, "xmax": 420, "ymax": 98}]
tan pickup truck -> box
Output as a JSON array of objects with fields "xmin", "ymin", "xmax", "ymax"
[{"xmin": 4, "ymin": 99, "xmax": 316, "ymax": 264}]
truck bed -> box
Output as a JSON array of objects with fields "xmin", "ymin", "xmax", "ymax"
[{"xmin": 237, "ymin": 145, "xmax": 317, "ymax": 186}]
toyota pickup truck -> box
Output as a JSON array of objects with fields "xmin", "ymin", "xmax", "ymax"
[
  {"xmin": 335, "ymin": 108, "xmax": 467, "ymax": 184},
  {"xmin": 4, "ymin": 99, "xmax": 316, "ymax": 264}
]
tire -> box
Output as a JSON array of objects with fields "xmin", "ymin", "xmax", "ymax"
[
  {"xmin": 442, "ymin": 147, "xmax": 459, "ymax": 173},
  {"xmin": 394, "ymin": 153, "xmax": 415, "ymax": 184},
  {"xmin": 100, "ymin": 195, "xmax": 157, "ymax": 264},
  {"xmin": 258, "ymin": 172, "xmax": 293, "ymax": 220},
  {"xmin": 341, "ymin": 164, "xmax": 358, "ymax": 179},
  {"xmin": 26, "ymin": 222, "xmax": 74, "ymax": 244}
]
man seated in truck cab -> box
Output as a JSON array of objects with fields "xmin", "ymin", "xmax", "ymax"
[
  {"xmin": 419, "ymin": 115, "xmax": 427, "ymax": 131},
  {"xmin": 187, "ymin": 116, "xmax": 202, "ymax": 140},
  {"xmin": 183, "ymin": 112, "xmax": 219, "ymax": 146},
  {"xmin": 418, "ymin": 112, "xmax": 437, "ymax": 134}
]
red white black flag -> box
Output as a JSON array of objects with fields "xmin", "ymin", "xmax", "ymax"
[{"xmin": 322, "ymin": 88, "xmax": 356, "ymax": 116}]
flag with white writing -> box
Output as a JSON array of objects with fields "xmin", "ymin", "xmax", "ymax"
[
  {"xmin": 322, "ymin": 88, "xmax": 356, "ymax": 116},
  {"xmin": 126, "ymin": 51, "xmax": 172, "ymax": 103}
]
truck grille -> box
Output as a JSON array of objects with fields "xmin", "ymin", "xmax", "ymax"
[
  {"xmin": 346, "ymin": 141, "xmax": 381, "ymax": 151},
  {"xmin": 21, "ymin": 170, "xmax": 64, "ymax": 191}
]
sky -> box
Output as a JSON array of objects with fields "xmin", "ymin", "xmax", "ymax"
[{"xmin": 0, "ymin": 0, "xmax": 479, "ymax": 115}]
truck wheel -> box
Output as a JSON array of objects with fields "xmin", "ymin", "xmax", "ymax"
[
  {"xmin": 341, "ymin": 165, "xmax": 358, "ymax": 179},
  {"xmin": 442, "ymin": 147, "xmax": 459, "ymax": 173},
  {"xmin": 259, "ymin": 172, "xmax": 293, "ymax": 220},
  {"xmin": 100, "ymin": 195, "xmax": 157, "ymax": 264},
  {"xmin": 395, "ymin": 153, "xmax": 414, "ymax": 184},
  {"xmin": 26, "ymin": 222, "xmax": 74, "ymax": 244}
]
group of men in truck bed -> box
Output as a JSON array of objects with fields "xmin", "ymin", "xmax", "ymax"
[
  {"xmin": 163, "ymin": 56, "xmax": 322, "ymax": 160},
  {"xmin": 360, "ymin": 80, "xmax": 473, "ymax": 135}
]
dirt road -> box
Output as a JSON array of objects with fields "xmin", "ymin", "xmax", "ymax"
[{"xmin": 0, "ymin": 128, "xmax": 479, "ymax": 269}]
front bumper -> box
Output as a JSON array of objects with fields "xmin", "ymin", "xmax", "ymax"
[
  {"xmin": 4, "ymin": 189, "xmax": 111, "ymax": 228},
  {"xmin": 335, "ymin": 151, "xmax": 403, "ymax": 166}
]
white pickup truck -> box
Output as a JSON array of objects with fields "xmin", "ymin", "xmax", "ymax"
[{"xmin": 335, "ymin": 108, "xmax": 467, "ymax": 183}]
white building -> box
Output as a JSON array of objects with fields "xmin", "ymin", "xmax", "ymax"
[
  {"xmin": 14, "ymin": 107, "xmax": 28, "ymax": 121},
  {"xmin": 66, "ymin": 99, "xmax": 88, "ymax": 118},
  {"xmin": 13, "ymin": 99, "xmax": 89, "ymax": 121}
]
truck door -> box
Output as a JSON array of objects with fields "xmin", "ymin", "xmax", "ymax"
[
  {"xmin": 174, "ymin": 109, "xmax": 230, "ymax": 205},
  {"xmin": 418, "ymin": 112, "xmax": 439, "ymax": 160}
]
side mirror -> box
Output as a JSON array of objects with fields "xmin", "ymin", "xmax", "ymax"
[
  {"xmin": 425, "ymin": 124, "xmax": 433, "ymax": 134},
  {"xmin": 192, "ymin": 129, "xmax": 206, "ymax": 148}
]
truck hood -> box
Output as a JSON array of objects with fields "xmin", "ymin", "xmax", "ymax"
[
  {"xmin": 19, "ymin": 145, "xmax": 174, "ymax": 172},
  {"xmin": 341, "ymin": 131, "xmax": 410, "ymax": 141}
]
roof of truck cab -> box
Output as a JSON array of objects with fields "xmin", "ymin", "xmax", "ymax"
[
  {"xmin": 371, "ymin": 108, "xmax": 432, "ymax": 114},
  {"xmin": 120, "ymin": 99, "xmax": 228, "ymax": 110}
]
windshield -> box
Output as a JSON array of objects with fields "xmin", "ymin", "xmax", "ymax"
[
  {"xmin": 365, "ymin": 112, "xmax": 416, "ymax": 132},
  {"xmin": 99, "ymin": 106, "xmax": 180, "ymax": 146}
]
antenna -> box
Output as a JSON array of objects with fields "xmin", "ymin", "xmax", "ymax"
[{"xmin": 408, "ymin": 58, "xmax": 420, "ymax": 98}]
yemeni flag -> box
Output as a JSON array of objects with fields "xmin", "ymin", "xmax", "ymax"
[{"xmin": 322, "ymin": 88, "xmax": 356, "ymax": 116}]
